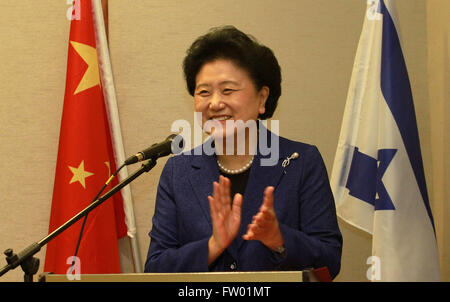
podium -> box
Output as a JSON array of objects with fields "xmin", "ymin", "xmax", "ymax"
[{"xmin": 40, "ymin": 270, "xmax": 318, "ymax": 282}]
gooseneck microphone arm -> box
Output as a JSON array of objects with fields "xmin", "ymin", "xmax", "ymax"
[
  {"xmin": 124, "ymin": 134, "xmax": 183, "ymax": 165},
  {"xmin": 0, "ymin": 158, "xmax": 158, "ymax": 282},
  {"xmin": 70, "ymin": 134, "xmax": 183, "ymax": 270}
]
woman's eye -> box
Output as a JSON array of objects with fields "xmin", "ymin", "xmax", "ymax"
[
  {"xmin": 197, "ymin": 90, "xmax": 209, "ymax": 96},
  {"xmin": 223, "ymin": 88, "xmax": 235, "ymax": 94}
]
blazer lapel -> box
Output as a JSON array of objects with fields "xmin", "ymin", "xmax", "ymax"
[
  {"xmin": 188, "ymin": 148, "xmax": 220, "ymax": 227},
  {"xmin": 232, "ymin": 144, "xmax": 285, "ymax": 251}
]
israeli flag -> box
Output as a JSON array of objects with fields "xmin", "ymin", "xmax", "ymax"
[{"xmin": 330, "ymin": 0, "xmax": 441, "ymax": 281}]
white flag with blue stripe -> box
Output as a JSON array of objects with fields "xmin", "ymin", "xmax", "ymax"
[{"xmin": 330, "ymin": 0, "xmax": 441, "ymax": 281}]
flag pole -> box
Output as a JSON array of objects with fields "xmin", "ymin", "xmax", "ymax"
[{"xmin": 91, "ymin": 0, "xmax": 142, "ymax": 273}]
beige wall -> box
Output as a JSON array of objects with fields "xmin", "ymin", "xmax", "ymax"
[
  {"xmin": 427, "ymin": 0, "xmax": 450, "ymax": 282},
  {"xmin": 0, "ymin": 0, "xmax": 447, "ymax": 282}
]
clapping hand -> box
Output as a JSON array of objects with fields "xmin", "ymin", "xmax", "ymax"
[
  {"xmin": 208, "ymin": 179, "xmax": 284, "ymax": 265},
  {"xmin": 242, "ymin": 186, "xmax": 284, "ymax": 251},
  {"xmin": 207, "ymin": 175, "xmax": 243, "ymax": 264}
]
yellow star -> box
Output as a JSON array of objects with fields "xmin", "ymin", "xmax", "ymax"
[
  {"xmin": 70, "ymin": 41, "xmax": 101, "ymax": 95},
  {"xmin": 68, "ymin": 160, "xmax": 94, "ymax": 189}
]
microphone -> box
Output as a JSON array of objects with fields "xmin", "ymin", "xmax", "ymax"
[{"xmin": 124, "ymin": 134, "xmax": 184, "ymax": 165}]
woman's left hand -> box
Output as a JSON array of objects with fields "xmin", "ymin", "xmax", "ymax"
[{"xmin": 242, "ymin": 186, "xmax": 284, "ymax": 251}]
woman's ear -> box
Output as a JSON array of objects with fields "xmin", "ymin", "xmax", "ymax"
[{"xmin": 258, "ymin": 86, "xmax": 270, "ymax": 115}]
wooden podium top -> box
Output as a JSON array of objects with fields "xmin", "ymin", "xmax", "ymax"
[{"xmin": 42, "ymin": 270, "xmax": 313, "ymax": 282}]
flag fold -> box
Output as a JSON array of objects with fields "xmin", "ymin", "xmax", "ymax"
[
  {"xmin": 330, "ymin": 0, "xmax": 440, "ymax": 281},
  {"xmin": 44, "ymin": 0, "xmax": 127, "ymax": 275}
]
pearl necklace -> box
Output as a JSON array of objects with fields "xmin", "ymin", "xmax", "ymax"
[{"xmin": 217, "ymin": 156, "xmax": 254, "ymax": 175}]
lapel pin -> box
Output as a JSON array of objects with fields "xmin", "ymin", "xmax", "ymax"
[{"xmin": 282, "ymin": 152, "xmax": 300, "ymax": 168}]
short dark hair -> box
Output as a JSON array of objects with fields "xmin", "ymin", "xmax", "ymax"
[{"xmin": 182, "ymin": 26, "xmax": 281, "ymax": 119}]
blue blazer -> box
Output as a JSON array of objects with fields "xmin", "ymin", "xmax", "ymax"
[{"xmin": 144, "ymin": 129, "xmax": 342, "ymax": 278}]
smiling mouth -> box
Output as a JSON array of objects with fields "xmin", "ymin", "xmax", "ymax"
[{"xmin": 210, "ymin": 115, "xmax": 232, "ymax": 121}]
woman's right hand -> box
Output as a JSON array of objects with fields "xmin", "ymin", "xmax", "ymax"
[{"xmin": 207, "ymin": 175, "xmax": 243, "ymax": 265}]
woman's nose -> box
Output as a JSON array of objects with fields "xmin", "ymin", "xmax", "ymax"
[{"xmin": 209, "ymin": 93, "xmax": 225, "ymax": 110}]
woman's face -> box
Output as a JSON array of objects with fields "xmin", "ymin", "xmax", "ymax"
[{"xmin": 194, "ymin": 59, "xmax": 269, "ymax": 139}]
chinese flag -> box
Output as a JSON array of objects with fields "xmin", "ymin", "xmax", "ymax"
[{"xmin": 44, "ymin": 0, "xmax": 127, "ymax": 274}]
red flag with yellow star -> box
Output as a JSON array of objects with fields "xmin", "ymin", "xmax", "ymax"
[{"xmin": 44, "ymin": 0, "xmax": 127, "ymax": 274}]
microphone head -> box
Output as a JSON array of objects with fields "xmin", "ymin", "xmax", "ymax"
[{"xmin": 169, "ymin": 134, "xmax": 185, "ymax": 155}]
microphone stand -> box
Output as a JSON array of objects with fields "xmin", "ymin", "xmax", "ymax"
[{"xmin": 0, "ymin": 158, "xmax": 157, "ymax": 282}]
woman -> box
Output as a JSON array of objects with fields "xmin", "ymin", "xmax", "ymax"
[{"xmin": 144, "ymin": 26, "xmax": 342, "ymax": 278}]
